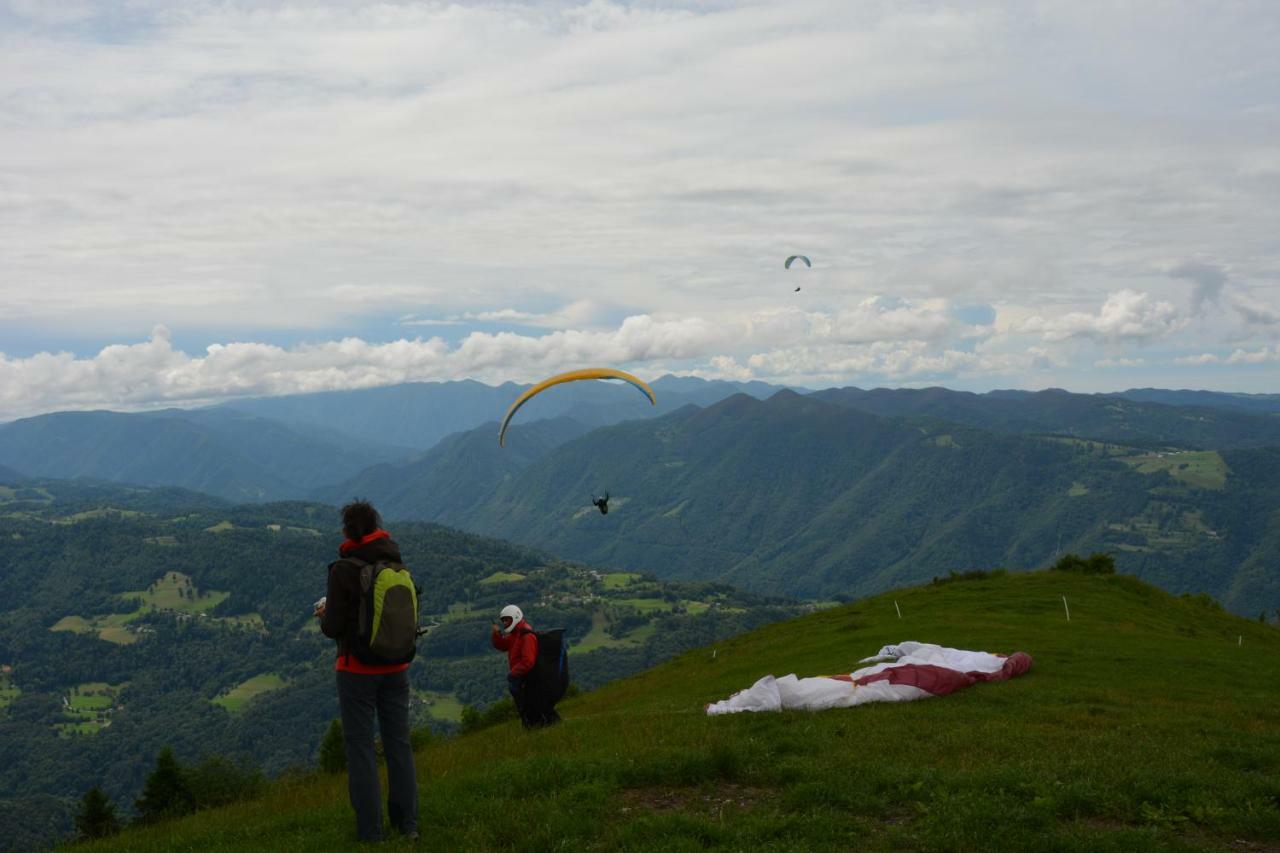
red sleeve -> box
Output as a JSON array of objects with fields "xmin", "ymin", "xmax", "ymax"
[
  {"xmin": 510, "ymin": 630, "xmax": 538, "ymax": 677},
  {"xmin": 491, "ymin": 627, "xmax": 511, "ymax": 651}
]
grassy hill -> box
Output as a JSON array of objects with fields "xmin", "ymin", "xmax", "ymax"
[{"xmin": 81, "ymin": 570, "xmax": 1280, "ymax": 851}]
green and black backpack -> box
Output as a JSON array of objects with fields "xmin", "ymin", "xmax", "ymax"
[{"xmin": 348, "ymin": 558, "xmax": 420, "ymax": 666}]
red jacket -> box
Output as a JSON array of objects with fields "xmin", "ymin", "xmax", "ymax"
[{"xmin": 491, "ymin": 621, "xmax": 538, "ymax": 677}]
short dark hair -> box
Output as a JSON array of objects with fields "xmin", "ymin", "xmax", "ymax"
[{"xmin": 341, "ymin": 500, "xmax": 381, "ymax": 540}]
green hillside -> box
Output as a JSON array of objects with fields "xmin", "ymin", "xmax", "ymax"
[
  {"xmin": 812, "ymin": 386, "xmax": 1280, "ymax": 449},
  {"xmin": 454, "ymin": 392, "xmax": 1280, "ymax": 614},
  {"xmin": 0, "ymin": 480, "xmax": 803, "ymax": 849},
  {"xmin": 82, "ymin": 571, "xmax": 1280, "ymax": 851},
  {"xmin": 0, "ymin": 409, "xmax": 410, "ymax": 503}
]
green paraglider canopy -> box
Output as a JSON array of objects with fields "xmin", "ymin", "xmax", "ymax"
[{"xmin": 784, "ymin": 255, "xmax": 811, "ymax": 269}]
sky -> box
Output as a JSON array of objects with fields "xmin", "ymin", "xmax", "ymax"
[{"xmin": 1, "ymin": 0, "xmax": 1278, "ymax": 419}]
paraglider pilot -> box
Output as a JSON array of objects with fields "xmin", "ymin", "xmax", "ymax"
[
  {"xmin": 491, "ymin": 605, "xmax": 560, "ymax": 728},
  {"xmin": 592, "ymin": 492, "xmax": 610, "ymax": 515}
]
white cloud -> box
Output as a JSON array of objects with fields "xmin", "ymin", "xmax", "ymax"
[
  {"xmin": 1, "ymin": 1, "xmax": 1279, "ymax": 395},
  {"xmin": 1021, "ymin": 290, "xmax": 1184, "ymax": 343},
  {"xmin": 1174, "ymin": 353, "xmax": 1221, "ymax": 365},
  {"xmin": 1095, "ymin": 357, "xmax": 1146, "ymax": 368},
  {"xmin": 1226, "ymin": 346, "xmax": 1280, "ymax": 365},
  {"xmin": 0, "ymin": 298, "xmax": 979, "ymax": 418}
]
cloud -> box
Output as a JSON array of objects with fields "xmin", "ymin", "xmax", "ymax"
[
  {"xmin": 2, "ymin": 1, "xmax": 1279, "ymax": 393},
  {"xmin": 1228, "ymin": 291, "xmax": 1280, "ymax": 326},
  {"xmin": 399, "ymin": 300, "xmax": 616, "ymax": 330},
  {"xmin": 0, "ymin": 298, "xmax": 978, "ymax": 418},
  {"xmin": 1173, "ymin": 353, "xmax": 1221, "ymax": 365},
  {"xmin": 1226, "ymin": 346, "xmax": 1280, "ymax": 364},
  {"xmin": 1095, "ymin": 357, "xmax": 1145, "ymax": 368},
  {"xmin": 1021, "ymin": 290, "xmax": 1184, "ymax": 343},
  {"xmin": 1169, "ymin": 261, "xmax": 1228, "ymax": 315}
]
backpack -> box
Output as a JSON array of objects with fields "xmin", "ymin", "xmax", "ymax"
[
  {"xmin": 348, "ymin": 559, "xmax": 419, "ymax": 666},
  {"xmin": 520, "ymin": 627, "xmax": 570, "ymax": 704}
]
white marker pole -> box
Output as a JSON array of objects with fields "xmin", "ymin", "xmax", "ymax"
[
  {"xmin": 1238, "ymin": 635, "xmax": 1242, "ymax": 647},
  {"xmin": 894, "ymin": 600, "xmax": 902, "ymax": 619},
  {"xmin": 1062, "ymin": 596, "xmax": 1071, "ymax": 622}
]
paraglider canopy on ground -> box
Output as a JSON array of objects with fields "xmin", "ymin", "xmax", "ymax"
[{"xmin": 705, "ymin": 641, "xmax": 1032, "ymax": 715}]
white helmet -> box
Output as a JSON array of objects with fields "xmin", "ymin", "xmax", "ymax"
[{"xmin": 499, "ymin": 604, "xmax": 523, "ymax": 635}]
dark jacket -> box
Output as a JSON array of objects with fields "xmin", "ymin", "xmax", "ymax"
[{"xmin": 321, "ymin": 534, "xmax": 404, "ymax": 660}]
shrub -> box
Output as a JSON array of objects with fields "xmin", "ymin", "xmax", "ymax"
[
  {"xmin": 459, "ymin": 697, "xmax": 519, "ymax": 734},
  {"xmin": 1051, "ymin": 553, "xmax": 1115, "ymax": 575},
  {"xmin": 318, "ymin": 719, "xmax": 346, "ymax": 773},
  {"xmin": 932, "ymin": 569, "xmax": 1007, "ymax": 586},
  {"xmin": 186, "ymin": 756, "xmax": 264, "ymax": 809}
]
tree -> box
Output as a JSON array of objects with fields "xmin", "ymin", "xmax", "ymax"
[
  {"xmin": 75, "ymin": 787, "xmax": 120, "ymax": 839},
  {"xmin": 318, "ymin": 719, "xmax": 346, "ymax": 773},
  {"xmin": 1051, "ymin": 552, "xmax": 1116, "ymax": 575},
  {"xmin": 134, "ymin": 747, "xmax": 195, "ymax": 824}
]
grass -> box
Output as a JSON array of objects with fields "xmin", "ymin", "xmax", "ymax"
[
  {"xmin": 68, "ymin": 684, "xmax": 116, "ymax": 712},
  {"xmin": 84, "ymin": 571, "xmax": 1280, "ymax": 852},
  {"xmin": 50, "ymin": 613, "xmax": 139, "ymax": 645},
  {"xmin": 1119, "ymin": 450, "xmax": 1229, "ymax": 490},
  {"xmin": 213, "ymin": 673, "xmax": 288, "ymax": 713},
  {"xmin": 56, "ymin": 507, "xmax": 145, "ymax": 523},
  {"xmin": 121, "ymin": 571, "xmax": 230, "ymax": 614},
  {"xmin": 603, "ymin": 572, "xmax": 644, "ymax": 590},
  {"xmin": 478, "ymin": 571, "xmax": 526, "ymax": 585},
  {"xmin": 51, "ymin": 573, "xmax": 238, "ymax": 646},
  {"xmin": 204, "ymin": 521, "xmax": 235, "ymax": 533},
  {"xmin": 416, "ymin": 690, "xmax": 466, "ymax": 723},
  {"xmin": 573, "ymin": 610, "xmax": 623, "ymax": 653},
  {"xmin": 59, "ymin": 681, "xmax": 126, "ymax": 736},
  {"xmin": 615, "ymin": 597, "xmax": 674, "ymax": 614},
  {"xmin": 0, "ymin": 680, "xmax": 19, "ymax": 709}
]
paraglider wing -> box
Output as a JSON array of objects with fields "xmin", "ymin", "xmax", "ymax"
[
  {"xmin": 784, "ymin": 255, "xmax": 811, "ymax": 269},
  {"xmin": 499, "ymin": 368, "xmax": 656, "ymax": 446}
]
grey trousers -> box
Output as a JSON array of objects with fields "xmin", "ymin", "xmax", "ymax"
[{"xmin": 336, "ymin": 669, "xmax": 418, "ymax": 841}]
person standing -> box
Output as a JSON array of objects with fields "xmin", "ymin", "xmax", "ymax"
[
  {"xmin": 491, "ymin": 604, "xmax": 560, "ymax": 728},
  {"xmin": 316, "ymin": 500, "xmax": 418, "ymax": 842}
]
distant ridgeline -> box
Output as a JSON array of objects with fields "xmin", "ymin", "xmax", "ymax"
[{"xmin": 0, "ymin": 481, "xmax": 802, "ymax": 851}]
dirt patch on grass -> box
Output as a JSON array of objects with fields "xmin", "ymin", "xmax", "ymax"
[{"xmin": 616, "ymin": 783, "xmax": 774, "ymax": 819}]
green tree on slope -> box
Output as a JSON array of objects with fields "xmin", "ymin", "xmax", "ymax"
[
  {"xmin": 75, "ymin": 786, "xmax": 120, "ymax": 839},
  {"xmin": 134, "ymin": 747, "xmax": 195, "ymax": 824}
]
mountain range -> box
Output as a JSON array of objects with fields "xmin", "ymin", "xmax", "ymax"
[{"xmin": 4, "ymin": 379, "xmax": 1280, "ymax": 613}]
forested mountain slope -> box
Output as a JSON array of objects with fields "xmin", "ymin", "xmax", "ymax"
[
  {"xmin": 0, "ymin": 409, "xmax": 410, "ymax": 503},
  {"xmin": 1116, "ymin": 387, "xmax": 1280, "ymax": 414},
  {"xmin": 810, "ymin": 385, "xmax": 1280, "ymax": 449},
  {"xmin": 446, "ymin": 391, "xmax": 1280, "ymax": 614},
  {"xmin": 314, "ymin": 416, "xmax": 594, "ymax": 520}
]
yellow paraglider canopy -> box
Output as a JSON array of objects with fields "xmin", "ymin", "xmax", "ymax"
[{"xmin": 499, "ymin": 368, "xmax": 656, "ymax": 446}]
